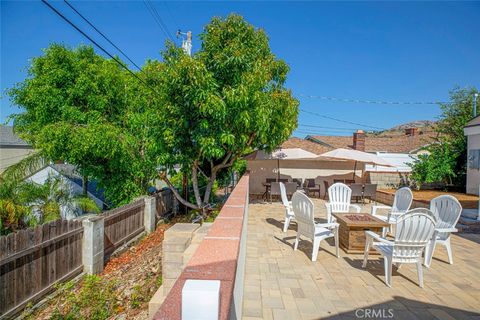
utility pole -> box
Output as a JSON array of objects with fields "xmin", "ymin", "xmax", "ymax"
[
  {"xmin": 176, "ymin": 29, "xmax": 192, "ymax": 213},
  {"xmin": 474, "ymin": 93, "xmax": 479, "ymax": 118},
  {"xmin": 177, "ymin": 30, "xmax": 192, "ymax": 56}
]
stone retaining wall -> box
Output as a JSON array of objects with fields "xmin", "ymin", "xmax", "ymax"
[
  {"xmin": 375, "ymin": 190, "xmax": 429, "ymax": 209},
  {"xmin": 148, "ymin": 223, "xmax": 211, "ymax": 318}
]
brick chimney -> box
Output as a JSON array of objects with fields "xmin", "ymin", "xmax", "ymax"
[
  {"xmin": 353, "ymin": 130, "xmax": 365, "ymax": 151},
  {"xmin": 405, "ymin": 128, "xmax": 418, "ymax": 136}
]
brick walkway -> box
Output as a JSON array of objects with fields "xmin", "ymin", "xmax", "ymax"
[{"xmin": 242, "ymin": 199, "xmax": 480, "ymax": 320}]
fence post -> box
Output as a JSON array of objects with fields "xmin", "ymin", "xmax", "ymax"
[
  {"xmin": 172, "ymin": 194, "xmax": 179, "ymax": 216},
  {"xmin": 82, "ymin": 216, "xmax": 104, "ymax": 274},
  {"xmin": 144, "ymin": 196, "xmax": 157, "ymax": 233}
]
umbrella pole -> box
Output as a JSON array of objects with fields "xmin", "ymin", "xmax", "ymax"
[
  {"xmin": 352, "ymin": 161, "xmax": 357, "ymax": 181},
  {"xmin": 277, "ymin": 158, "xmax": 280, "ymax": 181}
]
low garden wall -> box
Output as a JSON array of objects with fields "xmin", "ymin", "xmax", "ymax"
[
  {"xmin": 376, "ymin": 189, "xmax": 479, "ymax": 209},
  {"xmin": 376, "ymin": 190, "xmax": 429, "ymax": 209},
  {"xmin": 153, "ymin": 173, "xmax": 250, "ymax": 320}
]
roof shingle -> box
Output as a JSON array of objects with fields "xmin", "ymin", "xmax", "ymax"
[{"xmin": 0, "ymin": 125, "xmax": 30, "ymax": 147}]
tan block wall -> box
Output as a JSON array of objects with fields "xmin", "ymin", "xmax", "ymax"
[
  {"xmin": 148, "ymin": 223, "xmax": 211, "ymax": 319},
  {"xmin": 366, "ymin": 172, "xmax": 411, "ymax": 189}
]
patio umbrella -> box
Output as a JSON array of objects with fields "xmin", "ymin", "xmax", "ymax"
[
  {"xmin": 318, "ymin": 148, "xmax": 393, "ymax": 180},
  {"xmin": 271, "ymin": 150, "xmax": 288, "ymax": 181}
]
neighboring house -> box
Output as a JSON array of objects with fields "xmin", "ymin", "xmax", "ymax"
[
  {"xmin": 464, "ymin": 115, "xmax": 480, "ymax": 195},
  {"xmin": 246, "ymin": 143, "xmax": 366, "ymax": 196},
  {"xmin": 305, "ymin": 128, "xmax": 435, "ymax": 155},
  {"xmin": 26, "ymin": 164, "xmax": 106, "ymax": 219},
  {"xmin": 304, "ymin": 128, "xmax": 436, "ymax": 187},
  {"xmin": 0, "ymin": 125, "xmax": 35, "ymax": 173},
  {"xmin": 247, "ymin": 126, "xmax": 436, "ymax": 194}
]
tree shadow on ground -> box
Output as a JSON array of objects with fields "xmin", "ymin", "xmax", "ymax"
[
  {"xmin": 344, "ymin": 257, "xmax": 426, "ymax": 288},
  {"xmin": 456, "ymin": 232, "xmax": 480, "ymax": 245},
  {"xmin": 273, "ymin": 234, "xmax": 338, "ymax": 260},
  {"xmin": 319, "ymin": 296, "xmax": 480, "ymax": 320}
]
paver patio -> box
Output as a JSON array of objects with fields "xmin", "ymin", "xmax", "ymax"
[{"xmin": 243, "ymin": 199, "xmax": 480, "ymax": 320}]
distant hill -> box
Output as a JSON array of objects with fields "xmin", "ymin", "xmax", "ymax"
[
  {"xmin": 389, "ymin": 120, "xmax": 436, "ymax": 131},
  {"xmin": 370, "ymin": 120, "xmax": 437, "ymax": 136}
]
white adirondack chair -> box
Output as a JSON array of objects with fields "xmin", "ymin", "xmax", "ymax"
[
  {"xmin": 371, "ymin": 187, "xmax": 413, "ymax": 237},
  {"xmin": 363, "ymin": 208, "xmax": 436, "ymax": 288},
  {"xmin": 280, "ymin": 182, "xmax": 295, "ymax": 232},
  {"xmin": 424, "ymin": 195, "xmax": 462, "ymax": 267},
  {"xmin": 325, "ymin": 183, "xmax": 361, "ymax": 223},
  {"xmin": 292, "ymin": 191, "xmax": 339, "ymax": 261}
]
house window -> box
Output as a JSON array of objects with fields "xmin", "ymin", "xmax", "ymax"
[{"xmin": 468, "ymin": 149, "xmax": 480, "ymax": 169}]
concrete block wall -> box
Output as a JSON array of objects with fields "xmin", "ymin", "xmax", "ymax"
[
  {"xmin": 148, "ymin": 223, "xmax": 212, "ymax": 318},
  {"xmin": 366, "ymin": 172, "xmax": 411, "ymax": 189},
  {"xmin": 82, "ymin": 216, "xmax": 105, "ymax": 274}
]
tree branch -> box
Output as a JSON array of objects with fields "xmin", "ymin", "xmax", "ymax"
[{"xmin": 159, "ymin": 171, "xmax": 199, "ymax": 210}]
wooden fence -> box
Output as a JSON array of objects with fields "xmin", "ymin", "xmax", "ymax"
[
  {"xmin": 0, "ymin": 189, "xmax": 176, "ymax": 318},
  {"xmin": 155, "ymin": 188, "xmax": 176, "ymax": 219},
  {"xmin": 0, "ymin": 220, "xmax": 83, "ymax": 318},
  {"xmin": 103, "ymin": 199, "xmax": 145, "ymax": 257}
]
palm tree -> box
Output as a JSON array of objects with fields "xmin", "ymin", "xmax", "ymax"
[{"xmin": 0, "ymin": 161, "xmax": 101, "ymax": 234}]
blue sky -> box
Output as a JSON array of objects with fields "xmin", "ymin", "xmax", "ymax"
[{"xmin": 1, "ymin": 1, "xmax": 479, "ymax": 137}]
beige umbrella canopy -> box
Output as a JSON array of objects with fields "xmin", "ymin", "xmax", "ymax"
[{"xmin": 318, "ymin": 148, "xmax": 393, "ymax": 180}]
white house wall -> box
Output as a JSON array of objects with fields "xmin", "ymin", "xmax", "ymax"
[
  {"xmin": 466, "ymin": 132, "xmax": 480, "ymax": 195},
  {"xmin": 27, "ymin": 166, "xmax": 104, "ymax": 218}
]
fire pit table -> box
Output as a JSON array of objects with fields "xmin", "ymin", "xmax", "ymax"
[{"xmin": 332, "ymin": 213, "xmax": 389, "ymax": 254}]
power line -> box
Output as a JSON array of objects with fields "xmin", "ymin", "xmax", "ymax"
[
  {"xmin": 298, "ymin": 124, "xmax": 360, "ymax": 131},
  {"xmin": 143, "ymin": 0, "xmax": 175, "ymax": 42},
  {"xmin": 300, "ymin": 109, "xmax": 386, "ymax": 130},
  {"xmin": 63, "ymin": 0, "xmax": 142, "ymax": 71},
  {"xmin": 299, "ymin": 94, "xmax": 446, "ymax": 105},
  {"xmin": 41, "ymin": 0, "xmax": 158, "ymax": 96}
]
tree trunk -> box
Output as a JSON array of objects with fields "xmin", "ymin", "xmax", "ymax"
[
  {"xmin": 82, "ymin": 175, "xmax": 88, "ymax": 196},
  {"xmin": 182, "ymin": 173, "xmax": 188, "ymax": 214},
  {"xmin": 159, "ymin": 172, "xmax": 199, "ymax": 210},
  {"xmin": 191, "ymin": 164, "xmax": 203, "ymax": 209},
  {"xmin": 203, "ymin": 172, "xmax": 217, "ymax": 204}
]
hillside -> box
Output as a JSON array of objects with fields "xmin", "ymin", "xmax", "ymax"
[{"xmin": 370, "ymin": 120, "xmax": 437, "ymax": 136}]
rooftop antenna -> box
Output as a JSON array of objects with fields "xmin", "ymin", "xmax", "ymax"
[{"xmin": 177, "ymin": 29, "xmax": 192, "ymax": 56}]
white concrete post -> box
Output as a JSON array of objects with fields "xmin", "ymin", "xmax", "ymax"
[
  {"xmin": 182, "ymin": 280, "xmax": 220, "ymax": 320},
  {"xmin": 82, "ymin": 216, "xmax": 104, "ymax": 274},
  {"xmin": 144, "ymin": 196, "xmax": 157, "ymax": 233}
]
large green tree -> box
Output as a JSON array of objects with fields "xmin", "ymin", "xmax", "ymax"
[
  {"xmin": 8, "ymin": 44, "xmax": 161, "ymax": 206},
  {"xmin": 149, "ymin": 14, "xmax": 299, "ymax": 211},
  {"xmin": 8, "ymin": 15, "xmax": 298, "ymax": 211},
  {"xmin": 410, "ymin": 87, "xmax": 478, "ymax": 187}
]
